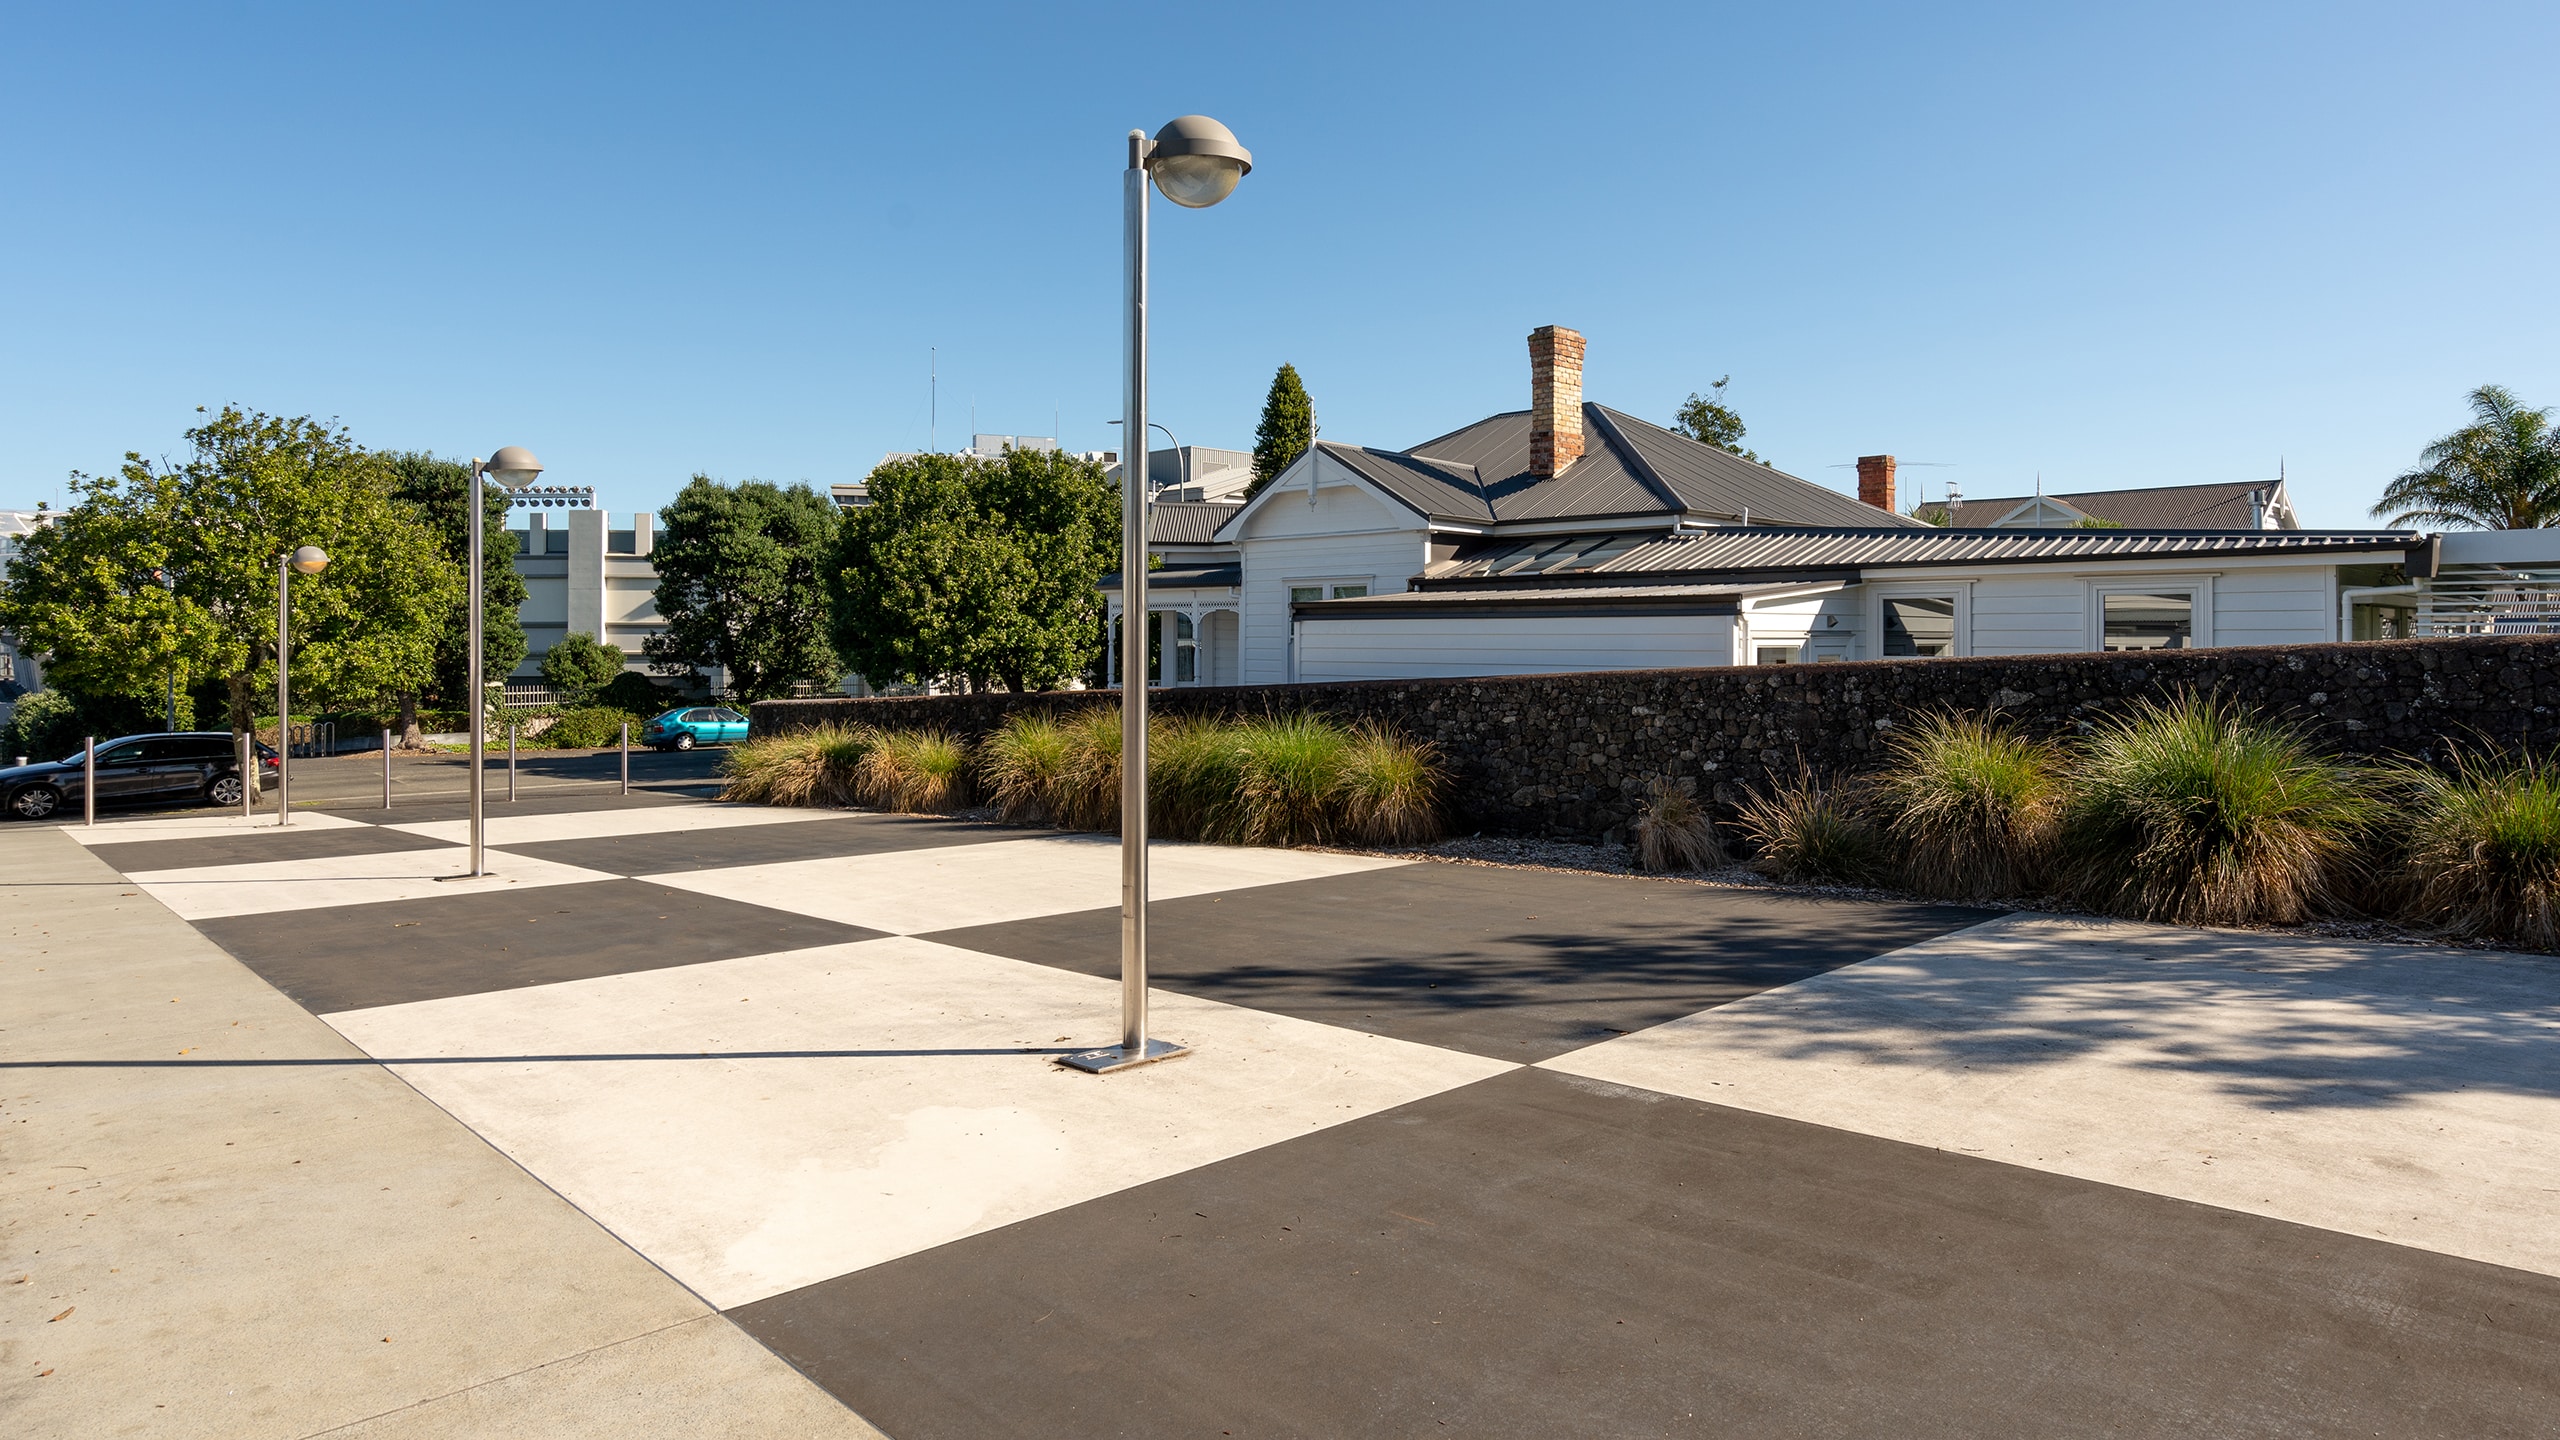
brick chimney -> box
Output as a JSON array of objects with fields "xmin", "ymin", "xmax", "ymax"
[
  {"xmin": 1856, "ymin": 454, "xmax": 1897, "ymax": 513},
  {"xmin": 1527, "ymin": 325, "xmax": 1586, "ymax": 478}
]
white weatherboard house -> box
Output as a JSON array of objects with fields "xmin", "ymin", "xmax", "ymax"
[{"xmin": 1101, "ymin": 326, "xmax": 2438, "ymax": 687}]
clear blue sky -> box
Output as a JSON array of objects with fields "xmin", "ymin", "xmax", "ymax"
[{"xmin": 5, "ymin": 2, "xmax": 2553, "ymax": 527}]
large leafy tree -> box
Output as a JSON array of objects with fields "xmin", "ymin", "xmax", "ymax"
[
  {"xmin": 2372, "ymin": 385, "xmax": 2560, "ymax": 530},
  {"xmin": 0, "ymin": 407, "xmax": 458, "ymax": 733},
  {"xmin": 831, "ymin": 447, "xmax": 1117, "ymax": 692},
  {"xmin": 383, "ymin": 451, "xmax": 528, "ymax": 743},
  {"xmin": 1245, "ymin": 362, "xmax": 1317, "ymax": 500},
  {"xmin": 1672, "ymin": 376, "xmax": 1757, "ymax": 461},
  {"xmin": 644, "ymin": 477, "xmax": 842, "ymax": 701}
]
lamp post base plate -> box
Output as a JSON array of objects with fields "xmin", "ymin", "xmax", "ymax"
[{"xmin": 1055, "ymin": 1038, "xmax": 1189, "ymax": 1074}]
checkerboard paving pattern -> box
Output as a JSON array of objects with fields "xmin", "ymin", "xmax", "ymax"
[{"xmin": 70, "ymin": 795, "xmax": 2560, "ymax": 1438}]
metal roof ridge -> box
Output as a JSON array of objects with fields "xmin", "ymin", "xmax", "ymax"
[{"xmin": 1581, "ymin": 403, "xmax": 1690, "ymax": 517}]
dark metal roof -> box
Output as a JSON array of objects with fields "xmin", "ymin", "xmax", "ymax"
[
  {"xmin": 1592, "ymin": 526, "xmax": 2420, "ymax": 577},
  {"xmin": 1919, "ymin": 480, "xmax": 2294, "ymax": 530},
  {"xmin": 1099, "ymin": 561, "xmax": 1240, "ymax": 592},
  {"xmin": 1296, "ymin": 584, "xmax": 1745, "ymax": 619},
  {"xmin": 1310, "ymin": 403, "xmax": 1924, "ymax": 530},
  {"xmin": 1148, "ymin": 501, "xmax": 1242, "ymax": 546}
]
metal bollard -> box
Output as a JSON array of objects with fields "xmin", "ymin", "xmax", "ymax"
[
  {"xmin": 507, "ymin": 723, "xmax": 517, "ymax": 802},
  {"xmin": 239, "ymin": 732, "xmax": 254, "ymax": 819},
  {"xmin": 620, "ymin": 723, "xmax": 630, "ymax": 795},
  {"xmin": 383, "ymin": 728, "xmax": 393, "ymax": 808},
  {"xmin": 83, "ymin": 735, "xmax": 96, "ymax": 827}
]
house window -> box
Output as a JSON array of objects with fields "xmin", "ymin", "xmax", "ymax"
[
  {"xmin": 2102, "ymin": 592, "xmax": 2194, "ymax": 650},
  {"xmin": 1880, "ymin": 596, "xmax": 1957, "ymax": 657},
  {"xmin": 1289, "ymin": 586, "xmax": 1324, "ymax": 604},
  {"xmin": 1289, "ymin": 581, "xmax": 1371, "ymax": 604},
  {"xmin": 1756, "ymin": 646, "xmax": 1797, "ymax": 665},
  {"xmin": 1173, "ymin": 612, "xmax": 1197, "ymax": 683},
  {"xmin": 1329, "ymin": 583, "xmax": 1367, "ymax": 599}
]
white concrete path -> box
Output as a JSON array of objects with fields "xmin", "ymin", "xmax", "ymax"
[
  {"xmin": 1547, "ymin": 913, "xmax": 2560, "ymax": 1279},
  {"xmin": 386, "ymin": 804, "xmax": 855, "ymax": 847},
  {"xmin": 125, "ymin": 847, "xmax": 617, "ymax": 921},
  {"xmin": 61, "ymin": 811, "xmax": 372, "ymax": 845},
  {"xmin": 324, "ymin": 936, "xmax": 1513, "ymax": 1308}
]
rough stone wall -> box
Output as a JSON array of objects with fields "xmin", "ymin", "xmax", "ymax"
[{"xmin": 754, "ymin": 636, "xmax": 2560, "ymax": 842}]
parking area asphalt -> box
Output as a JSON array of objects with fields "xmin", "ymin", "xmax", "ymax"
[{"xmin": 12, "ymin": 786, "xmax": 2560, "ymax": 1438}]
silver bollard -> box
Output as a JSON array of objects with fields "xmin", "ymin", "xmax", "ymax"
[
  {"xmin": 620, "ymin": 722, "xmax": 630, "ymax": 795},
  {"xmin": 507, "ymin": 722, "xmax": 517, "ymax": 802},
  {"xmin": 83, "ymin": 735, "xmax": 96, "ymax": 827},
  {"xmin": 383, "ymin": 728, "xmax": 393, "ymax": 808},
  {"xmin": 239, "ymin": 732, "xmax": 254, "ymax": 819}
]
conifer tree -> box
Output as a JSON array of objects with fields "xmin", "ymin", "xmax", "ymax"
[{"xmin": 1247, "ymin": 363, "xmax": 1317, "ymax": 500}]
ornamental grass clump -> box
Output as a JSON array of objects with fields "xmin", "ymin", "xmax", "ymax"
[
  {"xmin": 1232, "ymin": 714, "xmax": 1354, "ymax": 846},
  {"xmin": 1631, "ymin": 775, "xmax": 1724, "ymax": 872},
  {"xmin": 1338, "ymin": 723, "xmax": 1445, "ymax": 846},
  {"xmin": 1734, "ymin": 770, "xmax": 1884, "ymax": 885},
  {"xmin": 718, "ymin": 722, "xmax": 873, "ymax": 807},
  {"xmin": 855, "ymin": 728, "xmax": 971, "ymax": 813},
  {"xmin": 2391, "ymin": 752, "xmax": 2560, "ymax": 951},
  {"xmin": 1872, "ymin": 712, "xmax": 2064, "ymax": 899},
  {"xmin": 1150, "ymin": 717, "xmax": 1251, "ymax": 843},
  {"xmin": 1053, "ymin": 704, "xmax": 1125, "ymax": 831},
  {"xmin": 2060, "ymin": 693, "xmax": 2377, "ymax": 926},
  {"xmin": 979, "ymin": 712, "xmax": 1076, "ymax": 824}
]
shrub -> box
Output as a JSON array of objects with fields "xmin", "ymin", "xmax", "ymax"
[
  {"xmin": 1338, "ymin": 723, "xmax": 1445, "ymax": 846},
  {"xmin": 2060, "ymin": 693, "xmax": 2377, "ymax": 926},
  {"xmin": 2392, "ymin": 753, "xmax": 2560, "ymax": 950},
  {"xmin": 539, "ymin": 632, "xmax": 627, "ymax": 704},
  {"xmin": 1631, "ymin": 775, "xmax": 1724, "ymax": 872},
  {"xmin": 1872, "ymin": 712, "xmax": 2063, "ymax": 899},
  {"xmin": 856, "ymin": 729, "xmax": 970, "ymax": 812},
  {"xmin": 544, "ymin": 706, "xmax": 648, "ymax": 749},
  {"xmin": 719, "ymin": 722, "xmax": 873, "ymax": 806},
  {"xmin": 1735, "ymin": 770, "xmax": 1884, "ymax": 885},
  {"xmin": 1, "ymin": 689, "xmax": 81, "ymax": 760},
  {"xmin": 598, "ymin": 670, "xmax": 680, "ymax": 715},
  {"xmin": 980, "ymin": 712, "xmax": 1076, "ymax": 824}
]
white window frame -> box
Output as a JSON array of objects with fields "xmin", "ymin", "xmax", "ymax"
[
  {"xmin": 1866, "ymin": 581, "xmax": 1972, "ymax": 659},
  {"xmin": 2086, "ymin": 575, "xmax": 2214, "ymax": 652},
  {"xmin": 1285, "ymin": 575, "xmax": 1377, "ymax": 603}
]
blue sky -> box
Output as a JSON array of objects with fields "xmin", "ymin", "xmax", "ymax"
[{"xmin": 4, "ymin": 2, "xmax": 2553, "ymax": 527}]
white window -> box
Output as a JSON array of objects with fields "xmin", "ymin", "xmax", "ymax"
[
  {"xmin": 2088, "ymin": 578, "xmax": 2212, "ymax": 651},
  {"xmin": 1756, "ymin": 645, "xmax": 1798, "ymax": 665},
  {"xmin": 1172, "ymin": 612, "xmax": 1197, "ymax": 683},
  {"xmin": 1288, "ymin": 579, "xmax": 1373, "ymax": 604},
  {"xmin": 1289, "ymin": 586, "xmax": 1323, "ymax": 604},
  {"xmin": 1868, "ymin": 584, "xmax": 1970, "ymax": 659}
]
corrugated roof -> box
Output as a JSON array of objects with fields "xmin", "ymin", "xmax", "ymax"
[
  {"xmin": 1100, "ymin": 561, "xmax": 1240, "ymax": 592},
  {"xmin": 1593, "ymin": 407, "xmax": 1924, "ymax": 529},
  {"xmin": 1921, "ymin": 480, "xmax": 2292, "ymax": 530},
  {"xmin": 1317, "ymin": 444, "xmax": 1496, "ymax": 523},
  {"xmin": 1149, "ymin": 501, "xmax": 1242, "ymax": 546},
  {"xmin": 1593, "ymin": 526, "xmax": 2419, "ymax": 576}
]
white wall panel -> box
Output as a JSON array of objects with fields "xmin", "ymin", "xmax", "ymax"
[{"xmin": 1297, "ymin": 614, "xmax": 1733, "ymax": 681}]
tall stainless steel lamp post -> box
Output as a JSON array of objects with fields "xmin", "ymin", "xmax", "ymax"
[
  {"xmin": 274, "ymin": 545, "xmax": 329, "ymax": 826},
  {"xmin": 463, "ymin": 447, "xmax": 544, "ymax": 876},
  {"xmin": 1059, "ymin": 115, "xmax": 1252, "ymax": 1076}
]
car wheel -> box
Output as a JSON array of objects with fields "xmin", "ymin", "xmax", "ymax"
[
  {"xmin": 9, "ymin": 785, "xmax": 61, "ymax": 820},
  {"xmin": 673, "ymin": 732, "xmax": 695, "ymax": 751},
  {"xmin": 207, "ymin": 773, "xmax": 245, "ymax": 807}
]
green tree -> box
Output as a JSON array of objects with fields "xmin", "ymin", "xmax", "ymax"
[
  {"xmin": 1245, "ymin": 362, "xmax": 1318, "ymax": 500},
  {"xmin": 2372, "ymin": 385, "xmax": 2560, "ymax": 530},
  {"xmin": 383, "ymin": 452, "xmax": 529, "ymax": 744},
  {"xmin": 0, "ymin": 407, "xmax": 459, "ymax": 733},
  {"xmin": 830, "ymin": 447, "xmax": 1117, "ymax": 692},
  {"xmin": 644, "ymin": 477, "xmax": 842, "ymax": 701},
  {"xmin": 539, "ymin": 631, "xmax": 626, "ymax": 703},
  {"xmin": 1671, "ymin": 376, "xmax": 1757, "ymax": 461}
]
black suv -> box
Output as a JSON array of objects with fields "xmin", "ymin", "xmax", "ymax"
[{"xmin": 1, "ymin": 732, "xmax": 277, "ymax": 820}]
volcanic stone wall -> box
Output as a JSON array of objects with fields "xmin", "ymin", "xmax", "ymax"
[{"xmin": 752, "ymin": 636, "xmax": 2560, "ymax": 842}]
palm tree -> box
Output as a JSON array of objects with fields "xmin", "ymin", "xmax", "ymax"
[{"xmin": 2372, "ymin": 385, "xmax": 2560, "ymax": 530}]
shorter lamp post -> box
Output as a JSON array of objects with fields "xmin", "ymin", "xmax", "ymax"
[{"xmin": 275, "ymin": 545, "xmax": 329, "ymax": 826}]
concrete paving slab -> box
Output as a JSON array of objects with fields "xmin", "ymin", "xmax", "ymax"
[
  {"xmin": 194, "ymin": 879, "xmax": 885, "ymax": 1014},
  {"xmin": 61, "ymin": 811, "xmax": 372, "ymax": 844},
  {"xmin": 0, "ymin": 826, "xmax": 878, "ymax": 1440},
  {"xmin": 1546, "ymin": 912, "xmax": 2560, "ymax": 1279},
  {"xmin": 385, "ymin": 802, "xmax": 852, "ymax": 848},
  {"xmin": 85, "ymin": 825, "xmax": 456, "ymax": 876},
  {"xmin": 126, "ymin": 846, "xmax": 620, "ymax": 921},
  {"xmin": 644, "ymin": 833, "xmax": 1410, "ymax": 935},
  {"xmin": 928, "ymin": 863, "xmax": 1995, "ymax": 1060},
  {"xmin": 735, "ymin": 1066, "xmax": 2560, "ymax": 1440},
  {"xmin": 497, "ymin": 812, "xmax": 1037, "ymax": 877},
  {"xmin": 322, "ymin": 936, "xmax": 1513, "ymax": 1308}
]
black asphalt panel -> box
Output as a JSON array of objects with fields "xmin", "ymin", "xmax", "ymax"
[
  {"xmin": 351, "ymin": 789, "xmax": 703, "ymax": 825},
  {"xmin": 194, "ymin": 878, "xmax": 886, "ymax": 1013},
  {"xmin": 498, "ymin": 813, "xmax": 1032, "ymax": 876},
  {"xmin": 89, "ymin": 826, "xmax": 456, "ymax": 875},
  {"xmin": 732, "ymin": 1068, "xmax": 2560, "ymax": 1440},
  {"xmin": 921, "ymin": 864, "xmax": 1990, "ymax": 1060}
]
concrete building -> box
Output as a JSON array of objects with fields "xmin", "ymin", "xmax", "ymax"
[{"xmin": 507, "ymin": 507, "xmax": 690, "ymax": 687}]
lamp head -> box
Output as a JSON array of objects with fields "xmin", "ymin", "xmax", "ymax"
[
  {"xmin": 1146, "ymin": 115, "xmax": 1251, "ymax": 208},
  {"xmin": 484, "ymin": 445, "xmax": 545, "ymax": 490},
  {"xmin": 290, "ymin": 545, "xmax": 330, "ymax": 575}
]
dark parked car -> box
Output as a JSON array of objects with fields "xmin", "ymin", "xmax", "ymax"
[{"xmin": 1, "ymin": 732, "xmax": 277, "ymax": 820}]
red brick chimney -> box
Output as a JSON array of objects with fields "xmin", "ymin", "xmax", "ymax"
[
  {"xmin": 1527, "ymin": 325, "xmax": 1586, "ymax": 478},
  {"xmin": 1856, "ymin": 454, "xmax": 1897, "ymax": 514}
]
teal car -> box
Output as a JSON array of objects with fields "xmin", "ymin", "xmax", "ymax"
[{"xmin": 641, "ymin": 705, "xmax": 749, "ymax": 751}]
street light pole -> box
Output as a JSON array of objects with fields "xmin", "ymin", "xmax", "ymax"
[
  {"xmin": 1060, "ymin": 115, "xmax": 1251, "ymax": 1076},
  {"xmin": 456, "ymin": 448, "xmax": 544, "ymax": 879},
  {"xmin": 273, "ymin": 546, "xmax": 329, "ymax": 827}
]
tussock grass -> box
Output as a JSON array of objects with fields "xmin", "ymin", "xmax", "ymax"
[
  {"xmin": 1873, "ymin": 712, "xmax": 2063, "ymax": 899},
  {"xmin": 719, "ymin": 723, "xmax": 873, "ymax": 807},
  {"xmin": 1151, "ymin": 717, "xmax": 1252, "ymax": 843},
  {"xmin": 2060, "ymin": 693, "xmax": 2376, "ymax": 926},
  {"xmin": 857, "ymin": 729, "xmax": 970, "ymax": 813},
  {"xmin": 1631, "ymin": 775, "xmax": 1724, "ymax": 872},
  {"xmin": 979, "ymin": 713, "xmax": 1075, "ymax": 824},
  {"xmin": 2391, "ymin": 752, "xmax": 2560, "ymax": 950},
  {"xmin": 1231, "ymin": 715, "xmax": 1351, "ymax": 846},
  {"xmin": 1339, "ymin": 723, "xmax": 1446, "ymax": 846},
  {"xmin": 1735, "ymin": 770, "xmax": 1883, "ymax": 884},
  {"xmin": 1055, "ymin": 705, "xmax": 1126, "ymax": 831}
]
